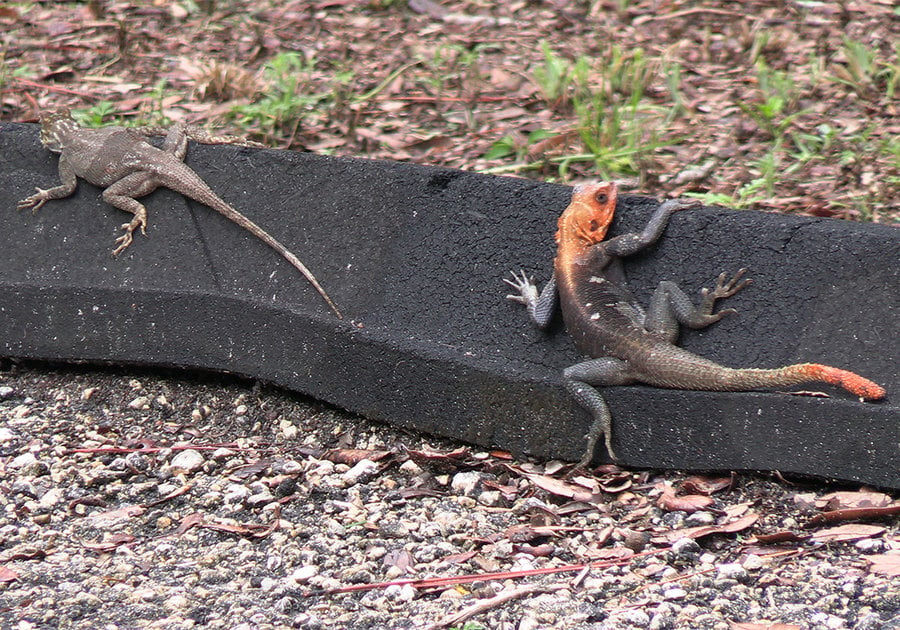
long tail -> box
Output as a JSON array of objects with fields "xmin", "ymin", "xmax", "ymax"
[
  {"xmin": 719, "ymin": 363, "xmax": 885, "ymax": 400},
  {"xmin": 217, "ymin": 207, "xmax": 343, "ymax": 320},
  {"xmin": 636, "ymin": 345, "xmax": 885, "ymax": 400},
  {"xmin": 164, "ymin": 169, "xmax": 343, "ymax": 319}
]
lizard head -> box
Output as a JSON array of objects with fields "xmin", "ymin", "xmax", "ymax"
[
  {"xmin": 555, "ymin": 182, "xmax": 618, "ymax": 249},
  {"xmin": 38, "ymin": 107, "xmax": 79, "ymax": 152}
]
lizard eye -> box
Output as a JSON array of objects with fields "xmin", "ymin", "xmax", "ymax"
[{"xmin": 595, "ymin": 192, "xmax": 608, "ymax": 204}]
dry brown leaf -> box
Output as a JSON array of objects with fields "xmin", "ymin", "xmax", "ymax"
[
  {"xmin": 718, "ymin": 514, "xmax": 760, "ymax": 534},
  {"xmin": 568, "ymin": 474, "xmax": 600, "ymax": 491},
  {"xmin": 82, "ymin": 533, "xmax": 137, "ymax": 552},
  {"xmin": 408, "ymin": 447, "xmax": 471, "ymax": 473},
  {"xmin": 513, "ymin": 543, "xmax": 555, "ymax": 557},
  {"xmin": 659, "ymin": 493, "xmax": 714, "ymax": 512},
  {"xmin": 589, "ymin": 547, "xmax": 634, "ymax": 561},
  {"xmin": 724, "ymin": 502, "xmax": 753, "ymax": 518},
  {"xmin": 228, "ymin": 459, "xmax": 273, "ymax": 480},
  {"xmin": 681, "ymin": 475, "xmax": 732, "ymax": 495},
  {"xmin": 0, "ymin": 547, "xmax": 46, "ymax": 562},
  {"xmin": 862, "ymin": 551, "xmax": 900, "ymax": 577},
  {"xmin": 816, "ymin": 491, "xmax": 893, "ymax": 510},
  {"xmin": 321, "ymin": 448, "xmax": 391, "ymax": 466},
  {"xmin": 751, "ymin": 531, "xmax": 810, "ymax": 545},
  {"xmin": 597, "ymin": 471, "xmax": 633, "ymax": 493},
  {"xmin": 439, "ymin": 550, "xmax": 477, "ymax": 565},
  {"xmin": 657, "ymin": 483, "xmax": 714, "ymax": 513},
  {"xmin": 810, "ymin": 524, "xmax": 886, "ymax": 543},
  {"xmin": 143, "ymin": 482, "xmax": 193, "ymax": 507},
  {"xmin": 177, "ymin": 512, "xmax": 205, "ymax": 535},
  {"xmin": 88, "ymin": 504, "xmax": 145, "ymax": 525},
  {"xmin": 384, "ymin": 548, "xmax": 416, "ymax": 573},
  {"xmin": 652, "ymin": 513, "xmax": 759, "ymax": 544},
  {"xmin": 525, "ymin": 473, "xmax": 597, "ymax": 503},
  {"xmin": 0, "ymin": 565, "xmax": 19, "ymax": 583}
]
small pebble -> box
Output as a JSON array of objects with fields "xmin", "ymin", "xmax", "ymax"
[
  {"xmin": 671, "ymin": 537, "xmax": 701, "ymax": 560},
  {"xmin": 716, "ymin": 563, "xmax": 748, "ymax": 583},
  {"xmin": 170, "ymin": 449, "xmax": 204, "ymax": 472},
  {"xmin": 450, "ymin": 471, "xmax": 483, "ymax": 496},
  {"xmin": 342, "ymin": 459, "xmax": 379, "ymax": 485}
]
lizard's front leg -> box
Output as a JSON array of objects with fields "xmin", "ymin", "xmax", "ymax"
[
  {"xmin": 504, "ymin": 270, "xmax": 558, "ymax": 329},
  {"xmin": 102, "ymin": 173, "xmax": 158, "ymax": 256},
  {"xmin": 563, "ymin": 358, "xmax": 635, "ymax": 466},
  {"xmin": 600, "ymin": 198, "xmax": 700, "ymax": 259},
  {"xmin": 16, "ymin": 157, "xmax": 79, "ymax": 213},
  {"xmin": 644, "ymin": 269, "xmax": 752, "ymax": 343}
]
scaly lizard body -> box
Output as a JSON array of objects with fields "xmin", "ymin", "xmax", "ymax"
[
  {"xmin": 506, "ymin": 182, "xmax": 885, "ymax": 467},
  {"xmin": 18, "ymin": 108, "xmax": 341, "ymax": 318}
]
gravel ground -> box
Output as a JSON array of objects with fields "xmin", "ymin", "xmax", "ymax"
[{"xmin": 1, "ymin": 362, "xmax": 898, "ymax": 630}]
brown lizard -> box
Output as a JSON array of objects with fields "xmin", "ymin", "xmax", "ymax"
[
  {"xmin": 17, "ymin": 108, "xmax": 342, "ymax": 319},
  {"xmin": 505, "ymin": 182, "xmax": 886, "ymax": 467}
]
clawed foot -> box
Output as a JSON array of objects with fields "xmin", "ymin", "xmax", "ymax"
[
  {"xmin": 701, "ymin": 268, "xmax": 753, "ymax": 318},
  {"xmin": 574, "ymin": 429, "xmax": 617, "ymax": 474},
  {"xmin": 17, "ymin": 188, "xmax": 50, "ymax": 213},
  {"xmin": 713, "ymin": 268, "xmax": 753, "ymax": 299},
  {"xmin": 657, "ymin": 197, "xmax": 702, "ymax": 213},
  {"xmin": 504, "ymin": 270, "xmax": 539, "ymax": 306},
  {"xmin": 112, "ymin": 218, "xmax": 147, "ymax": 256}
]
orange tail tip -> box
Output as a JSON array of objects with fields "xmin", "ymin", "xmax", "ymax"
[{"xmin": 811, "ymin": 364, "xmax": 886, "ymax": 400}]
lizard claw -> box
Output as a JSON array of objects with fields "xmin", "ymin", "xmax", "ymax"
[
  {"xmin": 17, "ymin": 188, "xmax": 49, "ymax": 213},
  {"xmin": 504, "ymin": 270, "xmax": 538, "ymax": 305},
  {"xmin": 113, "ymin": 217, "xmax": 147, "ymax": 256},
  {"xmin": 713, "ymin": 268, "xmax": 753, "ymax": 299},
  {"xmin": 112, "ymin": 231, "xmax": 133, "ymax": 256},
  {"xmin": 699, "ymin": 268, "xmax": 753, "ymax": 321}
]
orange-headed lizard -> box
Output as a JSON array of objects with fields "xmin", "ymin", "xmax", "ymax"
[{"xmin": 505, "ymin": 182, "xmax": 885, "ymax": 467}]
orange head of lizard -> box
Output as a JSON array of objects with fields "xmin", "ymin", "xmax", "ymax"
[{"xmin": 555, "ymin": 182, "xmax": 618, "ymax": 254}]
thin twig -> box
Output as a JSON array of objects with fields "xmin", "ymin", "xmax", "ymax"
[{"xmin": 427, "ymin": 583, "xmax": 568, "ymax": 630}]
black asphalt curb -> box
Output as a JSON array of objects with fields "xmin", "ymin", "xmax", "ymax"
[{"xmin": 1, "ymin": 122, "xmax": 897, "ymax": 488}]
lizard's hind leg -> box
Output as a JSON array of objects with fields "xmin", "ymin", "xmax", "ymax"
[
  {"xmin": 161, "ymin": 123, "xmax": 189, "ymax": 160},
  {"xmin": 644, "ymin": 269, "xmax": 752, "ymax": 342},
  {"xmin": 563, "ymin": 358, "xmax": 635, "ymax": 466},
  {"xmin": 103, "ymin": 173, "xmax": 159, "ymax": 255}
]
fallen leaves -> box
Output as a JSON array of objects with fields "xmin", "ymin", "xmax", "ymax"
[
  {"xmin": 863, "ymin": 551, "xmax": 900, "ymax": 577},
  {"xmin": 0, "ymin": 565, "xmax": 19, "ymax": 583},
  {"xmin": 809, "ymin": 524, "xmax": 887, "ymax": 543},
  {"xmin": 519, "ymin": 469, "xmax": 600, "ymax": 503},
  {"xmin": 652, "ymin": 513, "xmax": 759, "ymax": 545},
  {"xmin": 816, "ymin": 490, "xmax": 895, "ymax": 510},
  {"xmin": 657, "ymin": 482, "xmax": 715, "ymax": 513}
]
